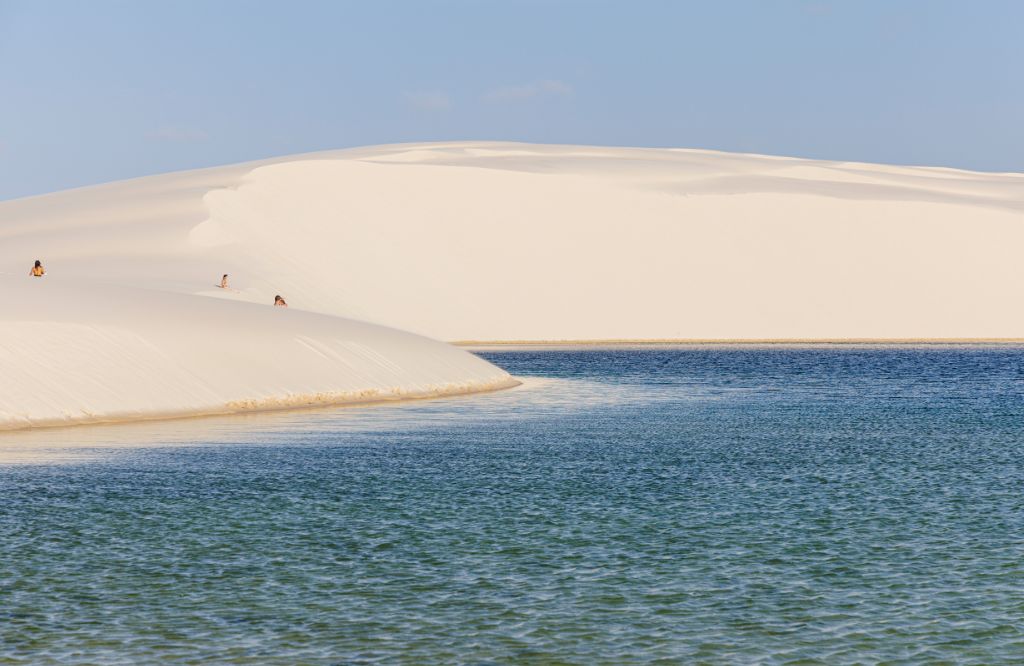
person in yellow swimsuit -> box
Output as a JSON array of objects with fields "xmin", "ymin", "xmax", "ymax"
[{"xmin": 29, "ymin": 260, "xmax": 45, "ymax": 277}]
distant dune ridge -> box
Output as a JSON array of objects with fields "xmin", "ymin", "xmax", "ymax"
[
  {"xmin": 1, "ymin": 141, "xmax": 1022, "ymax": 428},
  {"xmin": 3, "ymin": 141, "xmax": 1021, "ymax": 341}
]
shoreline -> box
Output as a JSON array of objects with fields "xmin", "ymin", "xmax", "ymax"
[
  {"xmin": 0, "ymin": 376, "xmax": 522, "ymax": 435},
  {"xmin": 457, "ymin": 338, "xmax": 1024, "ymax": 348}
]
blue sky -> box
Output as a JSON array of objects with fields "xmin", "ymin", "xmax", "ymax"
[{"xmin": 0, "ymin": 0, "xmax": 1021, "ymax": 199}]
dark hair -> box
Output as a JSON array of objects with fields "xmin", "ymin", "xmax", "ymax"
[
  {"xmin": 275, "ymin": 295, "xmax": 283, "ymax": 300},
  {"xmin": 34, "ymin": 260, "xmax": 41, "ymax": 268},
  {"xmin": 223, "ymin": 274, "xmax": 228, "ymax": 278}
]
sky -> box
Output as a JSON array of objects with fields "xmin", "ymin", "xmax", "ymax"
[{"xmin": 0, "ymin": 0, "xmax": 1021, "ymax": 199}]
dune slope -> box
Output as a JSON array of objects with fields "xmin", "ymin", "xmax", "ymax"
[
  {"xmin": 0, "ymin": 278, "xmax": 514, "ymax": 430},
  {"xmin": 2, "ymin": 141, "xmax": 1021, "ymax": 341}
]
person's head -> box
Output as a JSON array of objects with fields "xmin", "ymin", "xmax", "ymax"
[
  {"xmin": 223, "ymin": 274, "xmax": 228, "ymax": 279},
  {"xmin": 34, "ymin": 260, "xmax": 41, "ymax": 268},
  {"xmin": 275, "ymin": 295, "xmax": 283, "ymax": 302}
]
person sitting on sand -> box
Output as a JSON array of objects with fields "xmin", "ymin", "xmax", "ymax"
[
  {"xmin": 220, "ymin": 274, "xmax": 229, "ymax": 288},
  {"xmin": 274, "ymin": 295, "xmax": 288, "ymax": 308},
  {"xmin": 29, "ymin": 260, "xmax": 45, "ymax": 277}
]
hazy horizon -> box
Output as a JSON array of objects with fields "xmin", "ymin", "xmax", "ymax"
[{"xmin": 1, "ymin": 0, "xmax": 1022, "ymax": 200}]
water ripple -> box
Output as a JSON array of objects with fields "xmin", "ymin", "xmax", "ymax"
[{"xmin": 2, "ymin": 346, "xmax": 1024, "ymax": 663}]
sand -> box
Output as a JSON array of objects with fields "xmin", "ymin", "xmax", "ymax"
[
  {"xmin": 0, "ymin": 277, "xmax": 514, "ymax": 431},
  {"xmin": 2, "ymin": 141, "xmax": 1020, "ymax": 343},
  {"xmin": 2, "ymin": 141, "xmax": 1022, "ymax": 428}
]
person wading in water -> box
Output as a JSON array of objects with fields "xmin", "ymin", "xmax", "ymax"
[{"xmin": 29, "ymin": 260, "xmax": 45, "ymax": 277}]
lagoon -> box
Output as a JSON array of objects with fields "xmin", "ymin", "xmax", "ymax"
[{"xmin": 3, "ymin": 347, "xmax": 1024, "ymax": 663}]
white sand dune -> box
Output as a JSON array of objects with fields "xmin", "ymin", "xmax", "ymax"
[
  {"xmin": 2, "ymin": 142, "xmax": 1023, "ymax": 429},
  {"xmin": 2, "ymin": 141, "xmax": 1021, "ymax": 344},
  {"xmin": 0, "ymin": 277, "xmax": 514, "ymax": 430}
]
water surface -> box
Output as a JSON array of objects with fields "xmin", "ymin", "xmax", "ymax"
[{"xmin": 2, "ymin": 346, "xmax": 1024, "ymax": 664}]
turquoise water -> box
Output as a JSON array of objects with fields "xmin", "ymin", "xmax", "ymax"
[{"xmin": 3, "ymin": 346, "xmax": 1024, "ymax": 664}]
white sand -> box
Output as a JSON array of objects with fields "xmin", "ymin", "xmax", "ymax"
[
  {"xmin": 1, "ymin": 142, "xmax": 1022, "ymax": 430},
  {"xmin": 0, "ymin": 277, "xmax": 514, "ymax": 430},
  {"xmin": 3, "ymin": 141, "xmax": 1020, "ymax": 344}
]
